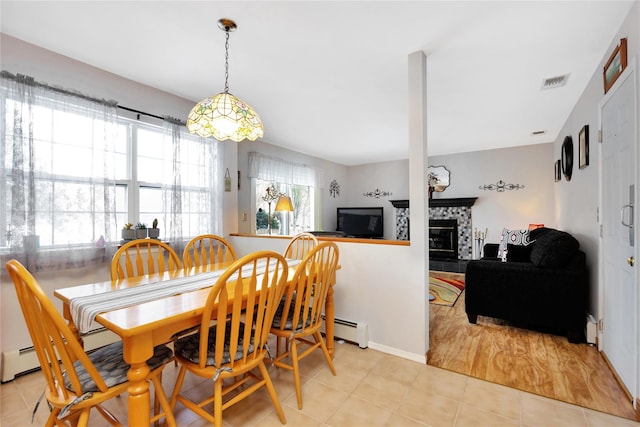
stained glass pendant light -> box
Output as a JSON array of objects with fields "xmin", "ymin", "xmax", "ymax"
[{"xmin": 187, "ymin": 18, "xmax": 264, "ymax": 142}]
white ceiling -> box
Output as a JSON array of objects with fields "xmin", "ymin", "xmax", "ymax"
[{"xmin": 1, "ymin": 1, "xmax": 635, "ymax": 166}]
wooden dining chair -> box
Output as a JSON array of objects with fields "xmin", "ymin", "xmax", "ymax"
[
  {"xmin": 5, "ymin": 259, "xmax": 177, "ymax": 427},
  {"xmin": 182, "ymin": 234, "xmax": 237, "ymax": 268},
  {"xmin": 271, "ymin": 241, "xmax": 339, "ymax": 409},
  {"xmin": 169, "ymin": 251, "xmax": 289, "ymax": 427},
  {"xmin": 111, "ymin": 238, "xmax": 182, "ymax": 280},
  {"xmin": 283, "ymin": 232, "xmax": 318, "ymax": 260}
]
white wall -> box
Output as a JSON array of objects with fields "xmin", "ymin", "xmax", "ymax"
[
  {"xmin": 430, "ymin": 143, "xmax": 556, "ymax": 249},
  {"xmin": 555, "ymin": 2, "xmax": 640, "ymax": 318},
  {"xmin": 346, "ymin": 160, "xmax": 410, "ymax": 240}
]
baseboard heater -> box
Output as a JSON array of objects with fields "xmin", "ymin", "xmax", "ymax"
[
  {"xmin": 321, "ymin": 315, "xmax": 369, "ymax": 349},
  {"xmin": 1, "ymin": 327, "xmax": 119, "ymax": 382}
]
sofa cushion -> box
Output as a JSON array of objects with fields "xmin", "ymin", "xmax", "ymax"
[
  {"xmin": 530, "ymin": 230, "xmax": 579, "ymax": 268},
  {"xmin": 483, "ymin": 243, "xmax": 500, "ymax": 259},
  {"xmin": 498, "ymin": 228, "xmax": 531, "ymax": 257},
  {"xmin": 529, "ymin": 226, "xmax": 554, "ymax": 241},
  {"xmin": 506, "ymin": 243, "xmax": 533, "ymax": 262}
]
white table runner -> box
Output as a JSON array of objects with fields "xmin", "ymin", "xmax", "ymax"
[{"xmin": 70, "ymin": 258, "xmax": 300, "ymax": 334}]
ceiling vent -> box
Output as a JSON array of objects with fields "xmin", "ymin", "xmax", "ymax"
[{"xmin": 541, "ymin": 74, "xmax": 569, "ymax": 90}]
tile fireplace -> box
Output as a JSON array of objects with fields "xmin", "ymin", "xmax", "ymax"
[
  {"xmin": 429, "ymin": 219, "xmax": 458, "ymax": 259},
  {"xmin": 390, "ymin": 198, "xmax": 477, "ymax": 273}
]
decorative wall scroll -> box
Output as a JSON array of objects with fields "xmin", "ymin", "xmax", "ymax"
[
  {"xmin": 479, "ymin": 180, "xmax": 524, "ymax": 192},
  {"xmin": 329, "ymin": 179, "xmax": 340, "ymax": 198},
  {"xmin": 363, "ymin": 188, "xmax": 392, "ymax": 198}
]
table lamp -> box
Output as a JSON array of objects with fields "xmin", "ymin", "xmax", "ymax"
[{"xmin": 275, "ymin": 195, "xmax": 294, "ymax": 235}]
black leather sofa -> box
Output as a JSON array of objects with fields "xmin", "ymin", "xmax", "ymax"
[{"xmin": 464, "ymin": 227, "xmax": 588, "ymax": 343}]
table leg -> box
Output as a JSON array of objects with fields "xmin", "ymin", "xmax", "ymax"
[
  {"xmin": 123, "ymin": 337, "xmax": 152, "ymax": 426},
  {"xmin": 325, "ymin": 284, "xmax": 335, "ymax": 358},
  {"xmin": 61, "ymin": 303, "xmax": 83, "ymax": 347}
]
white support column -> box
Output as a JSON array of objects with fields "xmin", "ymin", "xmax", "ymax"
[{"xmin": 408, "ymin": 51, "xmax": 429, "ymax": 356}]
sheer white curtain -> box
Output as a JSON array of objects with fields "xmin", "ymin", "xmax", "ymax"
[
  {"xmin": 1, "ymin": 71, "xmax": 118, "ymax": 271},
  {"xmin": 248, "ymin": 152, "xmax": 324, "ymax": 187},
  {"xmin": 162, "ymin": 118, "xmax": 223, "ymax": 255}
]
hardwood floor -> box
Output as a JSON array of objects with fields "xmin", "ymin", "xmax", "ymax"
[{"xmin": 427, "ymin": 271, "xmax": 640, "ymax": 422}]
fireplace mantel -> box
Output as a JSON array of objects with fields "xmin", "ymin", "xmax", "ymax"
[
  {"xmin": 389, "ymin": 200, "xmax": 409, "ymax": 208},
  {"xmin": 430, "ymin": 197, "xmax": 477, "ymax": 207},
  {"xmin": 390, "ymin": 197, "xmax": 477, "ymax": 209}
]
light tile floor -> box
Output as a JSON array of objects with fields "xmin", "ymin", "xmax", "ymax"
[{"xmin": 2, "ymin": 341, "xmax": 639, "ymax": 427}]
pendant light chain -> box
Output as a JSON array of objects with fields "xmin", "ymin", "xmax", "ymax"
[{"xmin": 224, "ymin": 30, "xmax": 230, "ymax": 94}]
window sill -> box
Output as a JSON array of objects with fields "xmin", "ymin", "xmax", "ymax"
[{"xmin": 0, "ymin": 246, "xmax": 108, "ymax": 272}]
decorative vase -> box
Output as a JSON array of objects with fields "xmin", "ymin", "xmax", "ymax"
[
  {"xmin": 147, "ymin": 228, "xmax": 160, "ymax": 239},
  {"xmin": 122, "ymin": 229, "xmax": 135, "ymax": 241},
  {"xmin": 135, "ymin": 228, "xmax": 147, "ymax": 239}
]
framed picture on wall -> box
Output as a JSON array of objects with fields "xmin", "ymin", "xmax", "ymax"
[
  {"xmin": 603, "ymin": 38, "xmax": 627, "ymax": 94},
  {"xmin": 579, "ymin": 125, "xmax": 589, "ymax": 169},
  {"xmin": 554, "ymin": 159, "xmax": 561, "ymax": 182}
]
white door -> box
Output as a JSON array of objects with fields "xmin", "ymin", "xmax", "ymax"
[{"xmin": 601, "ymin": 65, "xmax": 638, "ymax": 402}]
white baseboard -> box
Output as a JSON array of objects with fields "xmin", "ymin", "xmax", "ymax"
[
  {"xmin": 1, "ymin": 328, "xmax": 119, "ymax": 382},
  {"xmin": 367, "ymin": 342, "xmax": 426, "ymax": 364}
]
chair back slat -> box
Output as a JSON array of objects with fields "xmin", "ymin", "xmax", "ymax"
[
  {"xmin": 198, "ymin": 251, "xmax": 288, "ymax": 370},
  {"xmin": 274, "ymin": 242, "xmax": 339, "ymax": 335},
  {"xmin": 183, "ymin": 234, "xmax": 237, "ymax": 268},
  {"xmin": 283, "ymin": 232, "xmax": 318, "ymax": 260},
  {"xmin": 111, "ymin": 238, "xmax": 182, "ymax": 280}
]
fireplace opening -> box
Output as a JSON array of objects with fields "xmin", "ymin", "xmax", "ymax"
[{"xmin": 429, "ymin": 219, "xmax": 458, "ymax": 260}]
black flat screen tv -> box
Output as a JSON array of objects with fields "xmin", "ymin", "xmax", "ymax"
[{"xmin": 336, "ymin": 207, "xmax": 384, "ymax": 238}]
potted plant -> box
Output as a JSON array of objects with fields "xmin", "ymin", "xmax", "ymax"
[
  {"xmin": 256, "ymin": 208, "xmax": 269, "ymax": 233},
  {"xmin": 148, "ymin": 218, "xmax": 160, "ymax": 239},
  {"xmin": 134, "ymin": 222, "xmax": 147, "ymax": 239},
  {"xmin": 121, "ymin": 223, "xmax": 135, "ymax": 241},
  {"xmin": 256, "ymin": 208, "xmax": 281, "ymax": 234}
]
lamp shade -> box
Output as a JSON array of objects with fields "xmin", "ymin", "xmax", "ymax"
[
  {"xmin": 275, "ymin": 195, "xmax": 294, "ymax": 212},
  {"xmin": 187, "ymin": 92, "xmax": 264, "ymax": 142}
]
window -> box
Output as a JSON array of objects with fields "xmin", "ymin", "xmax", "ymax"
[
  {"xmin": 1, "ymin": 72, "xmax": 222, "ymax": 257},
  {"xmin": 249, "ymin": 152, "xmax": 322, "ymax": 235},
  {"xmin": 2, "ymin": 89, "xmax": 121, "ymax": 249},
  {"xmin": 120, "ymin": 118, "xmax": 222, "ymax": 241},
  {"xmin": 255, "ymin": 179, "xmax": 315, "ymax": 235}
]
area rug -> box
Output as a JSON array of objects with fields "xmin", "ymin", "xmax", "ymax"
[{"xmin": 429, "ymin": 276, "xmax": 465, "ymax": 306}]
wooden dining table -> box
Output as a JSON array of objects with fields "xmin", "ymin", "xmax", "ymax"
[{"xmin": 54, "ymin": 260, "xmax": 337, "ymax": 426}]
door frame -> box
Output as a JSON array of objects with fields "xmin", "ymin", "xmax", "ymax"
[{"xmin": 597, "ymin": 56, "xmax": 639, "ymax": 407}]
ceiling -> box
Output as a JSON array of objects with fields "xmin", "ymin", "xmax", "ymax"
[{"xmin": 1, "ymin": 1, "xmax": 635, "ymax": 166}]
